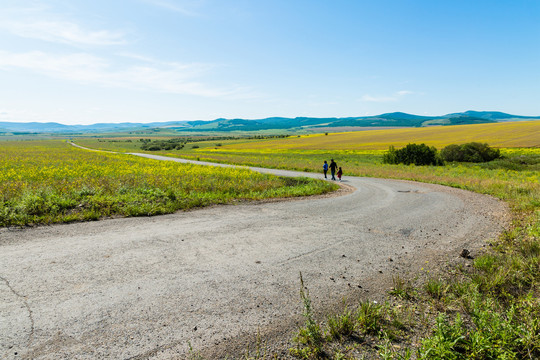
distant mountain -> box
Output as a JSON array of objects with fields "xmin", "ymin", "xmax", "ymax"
[
  {"xmin": 0, "ymin": 111, "xmax": 538, "ymax": 134},
  {"xmin": 377, "ymin": 112, "xmax": 435, "ymax": 120},
  {"xmin": 0, "ymin": 121, "xmax": 190, "ymax": 134},
  {"xmin": 442, "ymin": 111, "xmax": 537, "ymax": 121},
  {"xmin": 0, "ymin": 121, "xmax": 72, "ymax": 133}
]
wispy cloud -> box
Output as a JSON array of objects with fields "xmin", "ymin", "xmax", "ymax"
[
  {"xmin": 0, "ymin": 20, "xmax": 126, "ymax": 46},
  {"xmin": 396, "ymin": 90, "xmax": 414, "ymax": 96},
  {"xmin": 0, "ymin": 50, "xmax": 251, "ymax": 98},
  {"xmin": 360, "ymin": 90, "xmax": 415, "ymax": 103},
  {"xmin": 140, "ymin": 0, "xmax": 201, "ymax": 16}
]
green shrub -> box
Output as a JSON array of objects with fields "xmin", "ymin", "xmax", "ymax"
[
  {"xmin": 441, "ymin": 142, "xmax": 501, "ymax": 163},
  {"xmin": 140, "ymin": 138, "xmax": 186, "ymax": 151},
  {"xmin": 383, "ymin": 143, "xmax": 443, "ymax": 166}
]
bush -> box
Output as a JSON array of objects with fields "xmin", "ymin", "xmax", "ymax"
[
  {"xmin": 383, "ymin": 143, "xmax": 443, "ymax": 166},
  {"xmin": 441, "ymin": 142, "xmax": 501, "ymax": 163},
  {"xmin": 140, "ymin": 138, "xmax": 187, "ymax": 151}
]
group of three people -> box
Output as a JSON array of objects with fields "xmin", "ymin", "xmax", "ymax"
[{"xmin": 323, "ymin": 159, "xmax": 342, "ymax": 181}]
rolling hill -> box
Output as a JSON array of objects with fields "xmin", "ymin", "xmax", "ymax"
[{"xmin": 0, "ymin": 111, "xmax": 538, "ymax": 134}]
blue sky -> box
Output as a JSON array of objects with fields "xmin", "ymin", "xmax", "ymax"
[{"xmin": 0, "ymin": 0, "xmax": 539, "ymax": 125}]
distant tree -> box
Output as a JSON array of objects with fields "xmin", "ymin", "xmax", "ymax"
[
  {"xmin": 140, "ymin": 138, "xmax": 187, "ymax": 151},
  {"xmin": 441, "ymin": 142, "xmax": 501, "ymax": 163},
  {"xmin": 383, "ymin": 143, "xmax": 443, "ymax": 166}
]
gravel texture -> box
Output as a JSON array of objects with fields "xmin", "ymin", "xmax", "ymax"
[{"xmin": 0, "ymin": 154, "xmax": 509, "ymax": 359}]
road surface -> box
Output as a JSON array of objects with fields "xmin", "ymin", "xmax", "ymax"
[{"xmin": 0, "ymin": 154, "xmax": 508, "ymax": 359}]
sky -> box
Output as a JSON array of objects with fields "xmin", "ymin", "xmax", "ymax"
[{"xmin": 0, "ymin": 0, "xmax": 539, "ymax": 125}]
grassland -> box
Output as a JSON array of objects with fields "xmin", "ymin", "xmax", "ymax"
[
  {"xmin": 75, "ymin": 125, "xmax": 540, "ymax": 215},
  {"xmin": 0, "ymin": 140, "xmax": 337, "ymax": 227},
  {"xmin": 74, "ymin": 121, "xmax": 540, "ymax": 154}
]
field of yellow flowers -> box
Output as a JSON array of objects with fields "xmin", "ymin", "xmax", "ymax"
[
  {"xmin": 75, "ymin": 125, "xmax": 540, "ymax": 210},
  {"xmin": 0, "ymin": 140, "xmax": 336, "ymax": 227},
  {"xmin": 222, "ymin": 120, "xmax": 540, "ymax": 151}
]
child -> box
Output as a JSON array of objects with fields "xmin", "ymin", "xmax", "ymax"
[
  {"xmin": 323, "ymin": 160, "xmax": 328, "ymax": 179},
  {"xmin": 337, "ymin": 167, "xmax": 343, "ymax": 181}
]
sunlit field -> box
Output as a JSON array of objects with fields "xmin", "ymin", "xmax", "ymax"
[
  {"xmin": 74, "ymin": 122, "xmax": 540, "ymax": 358},
  {"xmin": 0, "ymin": 140, "xmax": 336, "ymax": 227},
  {"xmin": 221, "ymin": 120, "xmax": 540, "ymax": 151}
]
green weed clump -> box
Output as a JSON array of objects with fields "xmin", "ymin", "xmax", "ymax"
[
  {"xmin": 327, "ymin": 308, "xmax": 356, "ymax": 341},
  {"xmin": 290, "ymin": 273, "xmax": 325, "ymax": 358},
  {"xmin": 290, "ymin": 275, "xmax": 417, "ymax": 358},
  {"xmin": 389, "ymin": 275, "xmax": 416, "ymax": 300}
]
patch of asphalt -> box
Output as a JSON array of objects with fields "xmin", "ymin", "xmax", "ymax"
[{"xmin": 0, "ymin": 150, "xmax": 509, "ymax": 359}]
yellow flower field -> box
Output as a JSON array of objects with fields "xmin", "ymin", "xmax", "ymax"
[
  {"xmin": 0, "ymin": 140, "xmax": 336, "ymax": 226},
  {"xmin": 220, "ymin": 121, "xmax": 540, "ymax": 151}
]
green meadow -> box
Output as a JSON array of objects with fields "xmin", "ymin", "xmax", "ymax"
[{"xmin": 0, "ymin": 140, "xmax": 337, "ymax": 227}]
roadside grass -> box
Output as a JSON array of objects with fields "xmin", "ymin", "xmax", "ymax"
[
  {"xmin": 287, "ymin": 230, "xmax": 539, "ymax": 358},
  {"xmin": 389, "ymin": 275, "xmax": 416, "ymax": 301},
  {"xmin": 0, "ymin": 140, "xmax": 337, "ymax": 227}
]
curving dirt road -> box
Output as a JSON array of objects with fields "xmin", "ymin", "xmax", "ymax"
[{"xmin": 0, "ymin": 154, "xmax": 508, "ymax": 359}]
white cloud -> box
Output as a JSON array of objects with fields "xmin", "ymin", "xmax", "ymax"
[
  {"xmin": 140, "ymin": 0, "xmax": 201, "ymax": 16},
  {"xmin": 0, "ymin": 51, "xmax": 108, "ymax": 80},
  {"xmin": 397, "ymin": 90, "xmax": 414, "ymax": 96},
  {"xmin": 0, "ymin": 50, "xmax": 251, "ymax": 98},
  {"xmin": 0, "ymin": 20, "xmax": 126, "ymax": 46},
  {"xmin": 361, "ymin": 90, "xmax": 415, "ymax": 103}
]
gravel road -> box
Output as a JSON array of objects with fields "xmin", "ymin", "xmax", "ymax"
[{"xmin": 0, "ymin": 154, "xmax": 508, "ymax": 359}]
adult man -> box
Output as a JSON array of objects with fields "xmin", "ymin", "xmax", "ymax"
[{"xmin": 329, "ymin": 159, "xmax": 338, "ymax": 180}]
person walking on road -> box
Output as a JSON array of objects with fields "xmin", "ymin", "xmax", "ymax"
[
  {"xmin": 329, "ymin": 159, "xmax": 338, "ymax": 180},
  {"xmin": 337, "ymin": 167, "xmax": 343, "ymax": 182},
  {"xmin": 323, "ymin": 160, "xmax": 328, "ymax": 179}
]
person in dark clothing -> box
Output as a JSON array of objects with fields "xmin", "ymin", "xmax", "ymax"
[
  {"xmin": 323, "ymin": 160, "xmax": 328, "ymax": 179},
  {"xmin": 329, "ymin": 159, "xmax": 338, "ymax": 180},
  {"xmin": 337, "ymin": 167, "xmax": 343, "ymax": 181}
]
